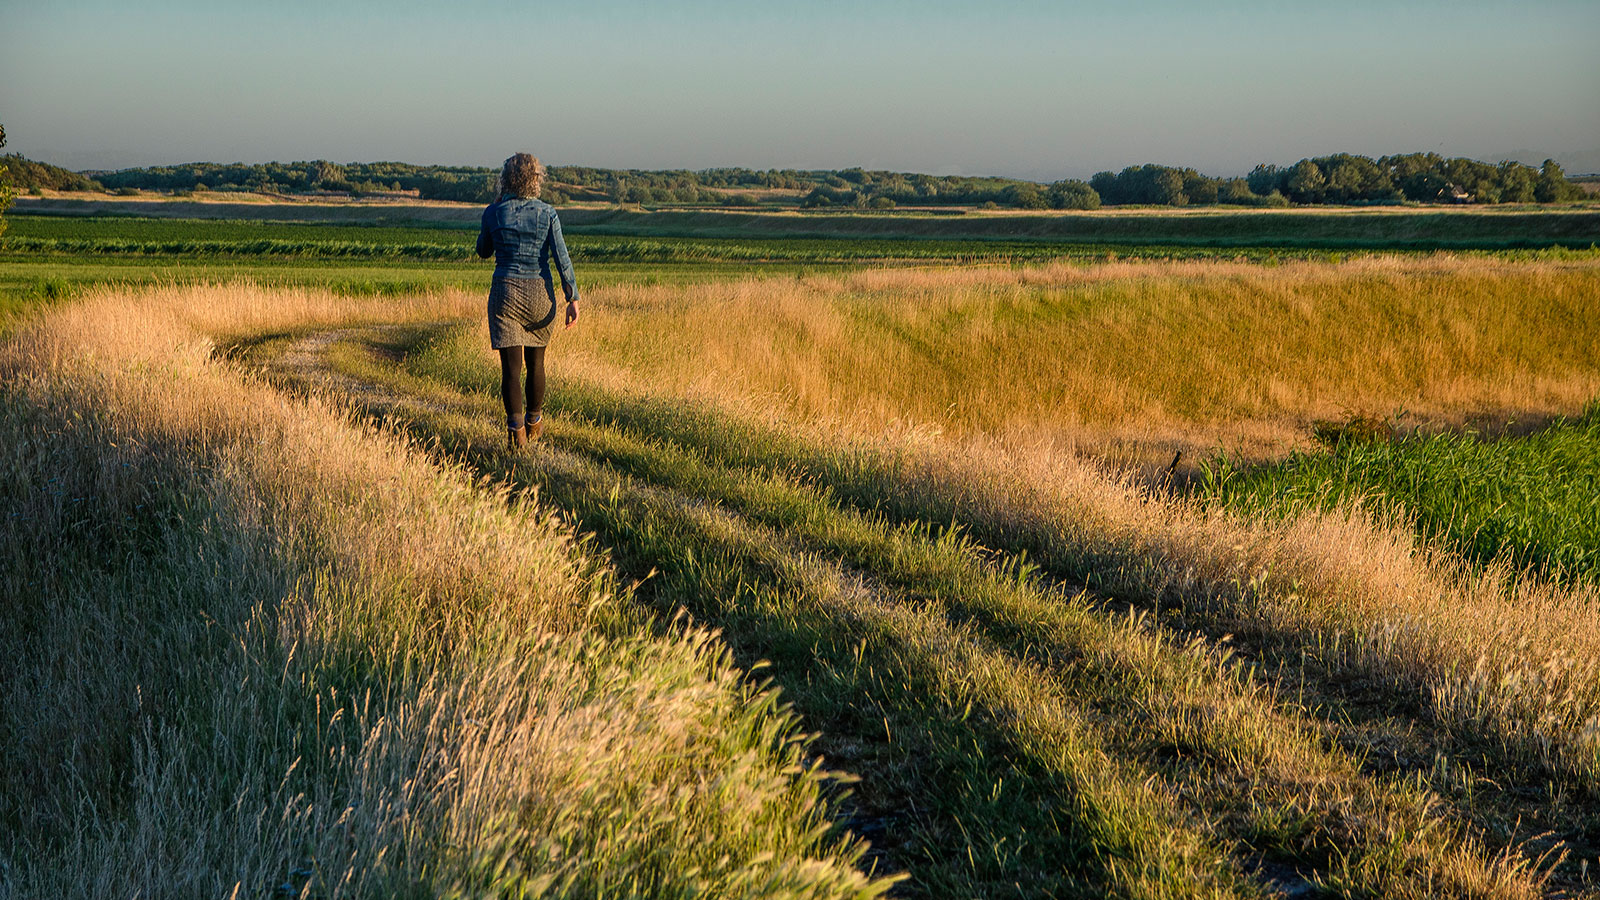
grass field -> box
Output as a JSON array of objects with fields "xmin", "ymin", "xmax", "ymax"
[{"xmin": 4, "ymin": 207, "xmax": 1600, "ymax": 898}]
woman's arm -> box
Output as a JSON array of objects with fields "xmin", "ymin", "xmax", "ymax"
[
  {"xmin": 475, "ymin": 216, "xmax": 494, "ymax": 259},
  {"xmin": 546, "ymin": 212, "xmax": 579, "ymax": 302}
]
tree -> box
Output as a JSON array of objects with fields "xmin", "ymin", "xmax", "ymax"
[
  {"xmin": 800, "ymin": 188, "xmax": 833, "ymax": 208},
  {"xmin": 1246, "ymin": 164, "xmax": 1280, "ymax": 196},
  {"xmin": 1497, "ymin": 161, "xmax": 1535, "ymax": 203},
  {"xmin": 1218, "ymin": 178, "xmax": 1258, "ymax": 205},
  {"xmin": 1089, "ymin": 171, "xmax": 1118, "ymax": 203},
  {"xmin": 1535, "ymin": 159, "xmax": 1580, "ymax": 203},
  {"xmin": 1151, "ymin": 168, "xmax": 1187, "ymax": 205},
  {"xmin": 1384, "ymin": 152, "xmax": 1448, "ymax": 202},
  {"xmin": 0, "ymin": 124, "xmax": 13, "ymax": 243},
  {"xmin": 1047, "ymin": 180, "xmax": 1101, "ymax": 210},
  {"xmin": 1003, "ymin": 182, "xmax": 1047, "ymax": 209},
  {"xmin": 1184, "ymin": 172, "xmax": 1219, "ymax": 204},
  {"xmin": 1283, "ymin": 160, "xmax": 1326, "ymax": 203},
  {"xmin": 312, "ymin": 160, "xmax": 345, "ymax": 188},
  {"xmin": 1321, "ymin": 154, "xmax": 1389, "ymax": 203}
]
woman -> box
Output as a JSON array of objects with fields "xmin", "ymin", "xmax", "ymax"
[{"xmin": 476, "ymin": 153, "xmax": 580, "ymax": 450}]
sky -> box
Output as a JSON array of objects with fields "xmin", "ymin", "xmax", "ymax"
[{"xmin": 2, "ymin": 0, "xmax": 1598, "ymax": 180}]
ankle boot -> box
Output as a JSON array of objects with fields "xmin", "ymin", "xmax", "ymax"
[
  {"xmin": 507, "ymin": 424, "xmax": 527, "ymax": 451},
  {"xmin": 527, "ymin": 412, "xmax": 543, "ymax": 440}
]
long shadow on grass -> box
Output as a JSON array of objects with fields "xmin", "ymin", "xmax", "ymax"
[
  {"xmin": 240, "ymin": 329, "xmax": 1261, "ymax": 897},
  {"xmin": 389, "ymin": 406, "xmax": 1243, "ymax": 899},
  {"xmin": 512, "ymin": 381, "xmax": 1588, "ymax": 895},
  {"xmin": 462, "ymin": 350, "xmax": 1599, "ymax": 884}
]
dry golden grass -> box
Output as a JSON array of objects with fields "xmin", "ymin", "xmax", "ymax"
[
  {"xmin": 558, "ymin": 256, "xmax": 1600, "ymax": 463},
  {"xmin": 410, "ymin": 253, "xmax": 1600, "ymax": 783},
  {"xmin": 296, "ymin": 318, "xmax": 1565, "ymax": 896},
  {"xmin": 868, "ymin": 437, "xmax": 1600, "ymax": 782},
  {"xmin": 8, "ymin": 252, "xmax": 1599, "ymax": 894}
]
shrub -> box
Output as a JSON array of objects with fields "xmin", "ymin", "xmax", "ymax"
[
  {"xmin": 1002, "ymin": 183, "xmax": 1047, "ymax": 209},
  {"xmin": 1047, "ymin": 180, "xmax": 1101, "ymax": 210},
  {"xmin": 1218, "ymin": 179, "xmax": 1257, "ymax": 205}
]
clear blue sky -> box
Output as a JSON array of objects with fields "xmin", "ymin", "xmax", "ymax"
[{"xmin": 3, "ymin": 0, "xmax": 1597, "ymax": 178}]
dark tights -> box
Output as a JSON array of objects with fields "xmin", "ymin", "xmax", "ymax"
[{"xmin": 498, "ymin": 345, "xmax": 546, "ymax": 425}]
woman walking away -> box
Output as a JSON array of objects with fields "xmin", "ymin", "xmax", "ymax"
[{"xmin": 477, "ymin": 152, "xmax": 580, "ymax": 450}]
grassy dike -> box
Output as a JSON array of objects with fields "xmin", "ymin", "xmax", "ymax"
[
  {"xmin": 0, "ymin": 286, "xmax": 893, "ymax": 899},
  {"xmin": 549, "ymin": 257, "xmax": 1600, "ymax": 466}
]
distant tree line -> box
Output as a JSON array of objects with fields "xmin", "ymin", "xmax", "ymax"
[
  {"xmin": 78, "ymin": 160, "xmax": 499, "ymax": 202},
  {"xmin": 6, "ymin": 152, "xmax": 1587, "ymax": 208},
  {"xmin": 537, "ymin": 166, "xmax": 1101, "ymax": 208},
  {"xmin": 1091, "ymin": 154, "xmax": 1584, "ymax": 206}
]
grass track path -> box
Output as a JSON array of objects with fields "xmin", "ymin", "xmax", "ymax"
[{"xmin": 243, "ymin": 323, "xmax": 1557, "ymax": 899}]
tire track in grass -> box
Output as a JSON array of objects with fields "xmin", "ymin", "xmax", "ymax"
[
  {"xmin": 484, "ymin": 343, "xmax": 1599, "ymax": 893},
  {"xmin": 501, "ymin": 377, "xmax": 1552, "ymax": 900},
  {"xmin": 258, "ymin": 326, "xmax": 1248, "ymax": 898},
  {"xmin": 246, "ymin": 324, "xmax": 1547, "ymax": 899}
]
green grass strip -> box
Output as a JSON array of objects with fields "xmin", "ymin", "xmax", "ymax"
[{"xmin": 1203, "ymin": 408, "xmax": 1600, "ymax": 584}]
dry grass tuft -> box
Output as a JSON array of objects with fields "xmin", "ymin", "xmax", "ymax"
[{"xmin": 866, "ymin": 433, "xmax": 1600, "ymax": 783}]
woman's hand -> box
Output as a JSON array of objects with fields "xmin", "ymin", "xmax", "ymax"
[{"xmin": 565, "ymin": 299, "xmax": 580, "ymax": 328}]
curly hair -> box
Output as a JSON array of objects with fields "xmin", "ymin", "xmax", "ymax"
[{"xmin": 500, "ymin": 153, "xmax": 546, "ymax": 199}]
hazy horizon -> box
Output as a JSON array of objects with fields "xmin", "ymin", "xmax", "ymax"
[{"xmin": 4, "ymin": 0, "xmax": 1598, "ymax": 180}]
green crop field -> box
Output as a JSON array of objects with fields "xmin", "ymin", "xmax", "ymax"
[
  {"xmin": 1203, "ymin": 406, "xmax": 1600, "ymax": 584},
  {"xmin": 4, "ymin": 203, "xmax": 1600, "ymax": 898},
  {"xmin": 6, "ymin": 213, "xmax": 1457, "ymax": 265},
  {"xmin": 14, "ymin": 195, "xmax": 1600, "ymax": 248}
]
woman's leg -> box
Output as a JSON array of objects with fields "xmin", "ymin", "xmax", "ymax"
[
  {"xmin": 498, "ymin": 346, "xmax": 525, "ymax": 425},
  {"xmin": 525, "ymin": 346, "xmax": 547, "ymax": 421}
]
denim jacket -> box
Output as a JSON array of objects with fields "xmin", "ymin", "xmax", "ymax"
[{"xmin": 477, "ymin": 196, "xmax": 579, "ymax": 301}]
